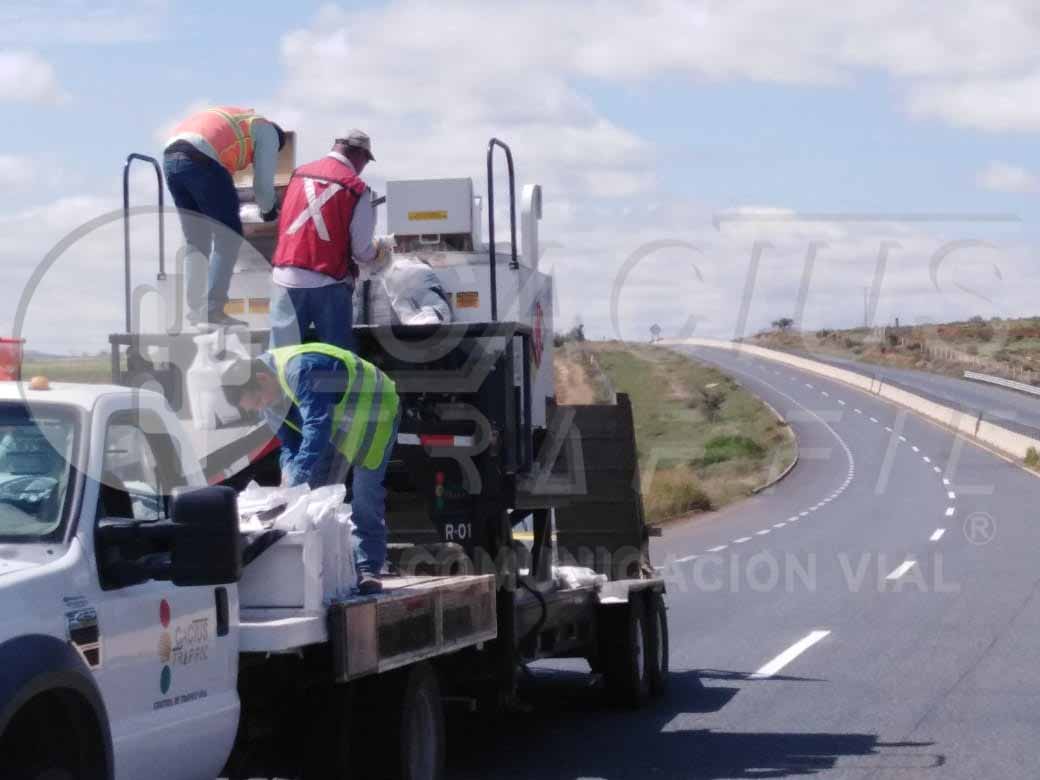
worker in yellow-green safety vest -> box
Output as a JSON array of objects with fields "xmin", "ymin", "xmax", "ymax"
[{"xmin": 221, "ymin": 342, "xmax": 400, "ymax": 594}]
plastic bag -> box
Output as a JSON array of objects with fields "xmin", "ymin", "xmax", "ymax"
[
  {"xmin": 186, "ymin": 330, "xmax": 252, "ymax": 430},
  {"xmin": 553, "ymin": 566, "xmax": 607, "ymax": 590},
  {"xmin": 355, "ymin": 255, "xmax": 453, "ymax": 326}
]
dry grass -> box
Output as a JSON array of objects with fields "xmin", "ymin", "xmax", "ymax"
[{"xmin": 571, "ymin": 341, "xmax": 796, "ymax": 524}]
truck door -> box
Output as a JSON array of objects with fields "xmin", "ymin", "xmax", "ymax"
[{"xmin": 89, "ymin": 406, "xmax": 239, "ymax": 780}]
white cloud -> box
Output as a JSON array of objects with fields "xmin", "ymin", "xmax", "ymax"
[
  {"xmin": 908, "ymin": 72, "xmax": 1040, "ymax": 132},
  {"xmin": 977, "ymin": 162, "xmax": 1039, "ymax": 193},
  {"xmin": 0, "ymin": 50, "xmax": 62, "ymax": 104}
]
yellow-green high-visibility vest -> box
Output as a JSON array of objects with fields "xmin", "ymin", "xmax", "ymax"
[{"xmin": 269, "ymin": 343, "xmax": 399, "ymax": 470}]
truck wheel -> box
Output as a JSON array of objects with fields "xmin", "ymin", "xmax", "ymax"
[
  {"xmin": 397, "ymin": 663, "xmax": 446, "ymax": 780},
  {"xmin": 602, "ymin": 597, "xmax": 651, "ymax": 708},
  {"xmin": 358, "ymin": 662, "xmax": 445, "ymax": 780},
  {"xmin": 645, "ymin": 590, "xmax": 669, "ymax": 697}
]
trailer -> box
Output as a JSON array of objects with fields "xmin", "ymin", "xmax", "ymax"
[{"xmin": 50, "ymin": 136, "xmax": 672, "ymax": 777}]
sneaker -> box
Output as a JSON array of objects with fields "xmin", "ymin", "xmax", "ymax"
[{"xmin": 357, "ymin": 575, "xmax": 383, "ymax": 595}]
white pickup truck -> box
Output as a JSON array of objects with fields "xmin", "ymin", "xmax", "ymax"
[{"xmin": 0, "ymin": 381, "xmax": 497, "ymax": 780}]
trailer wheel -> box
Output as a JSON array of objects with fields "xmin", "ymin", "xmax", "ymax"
[
  {"xmin": 366, "ymin": 662, "xmax": 445, "ymax": 780},
  {"xmin": 602, "ymin": 597, "xmax": 651, "ymax": 708},
  {"xmin": 645, "ymin": 590, "xmax": 669, "ymax": 696}
]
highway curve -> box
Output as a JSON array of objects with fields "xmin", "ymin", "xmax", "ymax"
[{"xmin": 452, "ymin": 344, "xmax": 1040, "ymax": 780}]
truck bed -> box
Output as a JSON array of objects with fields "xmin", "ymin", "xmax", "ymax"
[{"xmin": 240, "ymin": 574, "xmax": 497, "ymax": 682}]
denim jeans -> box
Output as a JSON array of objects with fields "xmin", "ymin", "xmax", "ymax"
[
  {"xmin": 309, "ymin": 413, "xmax": 399, "ymax": 579},
  {"xmin": 269, "ymin": 282, "xmax": 355, "ymax": 350},
  {"xmin": 163, "ymin": 153, "xmax": 243, "ymax": 321}
]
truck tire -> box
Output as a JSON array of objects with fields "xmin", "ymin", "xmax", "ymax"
[
  {"xmin": 356, "ymin": 662, "xmax": 446, "ymax": 780},
  {"xmin": 645, "ymin": 590, "xmax": 669, "ymax": 697},
  {"xmin": 601, "ymin": 597, "xmax": 651, "ymax": 708},
  {"xmin": 395, "ymin": 663, "xmax": 446, "ymax": 780}
]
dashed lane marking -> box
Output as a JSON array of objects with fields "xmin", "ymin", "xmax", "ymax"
[
  {"xmin": 886, "ymin": 560, "xmax": 917, "ymax": 580},
  {"xmin": 751, "ymin": 630, "xmax": 832, "ymax": 679},
  {"xmin": 930, "ymin": 529, "xmax": 946, "ymax": 542}
]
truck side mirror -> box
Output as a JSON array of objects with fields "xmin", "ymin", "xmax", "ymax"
[{"xmin": 170, "ymin": 486, "xmax": 242, "ymax": 587}]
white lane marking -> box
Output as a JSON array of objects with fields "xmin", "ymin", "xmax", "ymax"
[
  {"xmin": 674, "ymin": 554, "xmax": 698, "ymax": 564},
  {"xmin": 734, "ymin": 536, "xmax": 752, "ymax": 544},
  {"xmin": 948, "ymin": 491, "xmax": 956, "ymax": 500},
  {"xmin": 930, "ymin": 529, "xmax": 946, "ymax": 542},
  {"xmin": 870, "ymin": 417, "xmax": 879, "ymax": 423},
  {"xmin": 855, "ymin": 408, "xmax": 863, "ymax": 414},
  {"xmin": 756, "ymin": 529, "xmax": 771, "ymax": 536},
  {"xmin": 923, "ymin": 456, "xmax": 931, "ymax": 462},
  {"xmin": 943, "ymin": 478, "xmax": 950, "ymax": 486},
  {"xmin": 787, "ymin": 516, "xmax": 800, "ymax": 522},
  {"xmin": 945, "ymin": 507, "xmax": 955, "ymax": 517},
  {"xmin": 899, "ymin": 435, "xmax": 907, "ymax": 442},
  {"xmin": 806, "ymin": 383, "xmax": 814, "ymax": 389},
  {"xmin": 912, "ymin": 446, "xmax": 919, "ymax": 453},
  {"xmin": 886, "ymin": 560, "xmax": 917, "ymax": 580},
  {"xmin": 822, "ymin": 391, "xmax": 830, "ymax": 397},
  {"xmin": 799, "ymin": 511, "xmax": 810, "ymax": 517},
  {"xmin": 751, "ymin": 630, "xmax": 832, "ymax": 679},
  {"xmin": 838, "ymin": 399, "xmax": 846, "ymax": 406},
  {"xmin": 885, "ymin": 426, "xmax": 893, "ymax": 432},
  {"xmin": 774, "ymin": 522, "xmax": 787, "ymax": 528},
  {"xmin": 934, "ymin": 466, "xmax": 942, "ymax": 473},
  {"xmin": 706, "ymin": 545, "xmax": 728, "ymax": 553}
]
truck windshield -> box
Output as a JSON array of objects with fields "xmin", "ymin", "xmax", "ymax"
[{"xmin": 0, "ymin": 403, "xmax": 78, "ymax": 541}]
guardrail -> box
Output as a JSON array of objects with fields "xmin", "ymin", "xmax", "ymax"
[
  {"xmin": 666, "ymin": 338, "xmax": 1040, "ymax": 463},
  {"xmin": 963, "ymin": 370, "xmax": 1040, "ymax": 399}
]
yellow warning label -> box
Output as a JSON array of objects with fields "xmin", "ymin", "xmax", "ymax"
[
  {"xmin": 224, "ymin": 299, "xmax": 245, "ymax": 315},
  {"xmin": 408, "ymin": 210, "xmax": 449, "ymax": 221},
  {"xmin": 456, "ymin": 291, "xmax": 480, "ymax": 309},
  {"xmin": 249, "ymin": 298, "xmax": 270, "ymax": 314}
]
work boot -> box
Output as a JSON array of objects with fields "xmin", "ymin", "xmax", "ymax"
[
  {"xmin": 357, "ymin": 574, "xmax": 383, "ymax": 595},
  {"xmin": 206, "ymin": 313, "xmax": 249, "ymax": 329}
]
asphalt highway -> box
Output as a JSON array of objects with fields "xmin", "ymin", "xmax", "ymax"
[
  {"xmin": 452, "ymin": 344, "xmax": 1040, "ymax": 779},
  {"xmin": 782, "ymin": 348, "xmax": 1040, "ymax": 437}
]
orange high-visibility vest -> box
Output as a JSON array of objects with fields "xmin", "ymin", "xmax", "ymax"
[{"xmin": 170, "ymin": 106, "xmax": 261, "ymax": 174}]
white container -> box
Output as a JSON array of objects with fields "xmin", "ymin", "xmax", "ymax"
[{"xmin": 239, "ymin": 529, "xmax": 324, "ymax": 612}]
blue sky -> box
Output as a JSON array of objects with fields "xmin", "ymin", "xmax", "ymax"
[{"xmin": 3, "ymin": 1, "xmax": 1040, "ymax": 351}]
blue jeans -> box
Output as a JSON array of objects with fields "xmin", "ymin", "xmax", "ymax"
[
  {"xmin": 269, "ymin": 283, "xmax": 355, "ymax": 350},
  {"xmin": 163, "ymin": 153, "xmax": 243, "ymax": 321},
  {"xmin": 309, "ymin": 413, "xmax": 399, "ymax": 579}
]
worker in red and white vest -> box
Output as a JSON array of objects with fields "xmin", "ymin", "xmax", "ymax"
[
  {"xmin": 269, "ymin": 130, "xmax": 388, "ymax": 350},
  {"xmin": 164, "ymin": 106, "xmax": 286, "ymax": 328}
]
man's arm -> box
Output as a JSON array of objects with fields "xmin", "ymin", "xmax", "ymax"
[
  {"xmin": 262, "ymin": 407, "xmax": 300, "ymax": 477},
  {"xmin": 251, "ymin": 120, "xmax": 280, "ymax": 216},
  {"xmin": 350, "ymin": 187, "xmax": 379, "ymax": 265}
]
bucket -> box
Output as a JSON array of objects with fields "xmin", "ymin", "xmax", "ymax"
[{"xmin": 0, "ymin": 338, "xmax": 24, "ymax": 381}]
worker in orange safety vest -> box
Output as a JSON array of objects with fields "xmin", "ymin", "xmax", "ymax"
[{"xmin": 164, "ymin": 106, "xmax": 286, "ymax": 328}]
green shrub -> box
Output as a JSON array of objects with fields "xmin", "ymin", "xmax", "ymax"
[
  {"xmin": 1026, "ymin": 447, "xmax": 1040, "ymax": 471},
  {"xmin": 700, "ymin": 434, "xmax": 765, "ymax": 465}
]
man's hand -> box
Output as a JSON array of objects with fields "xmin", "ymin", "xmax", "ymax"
[{"xmin": 262, "ymin": 206, "xmax": 280, "ymax": 223}]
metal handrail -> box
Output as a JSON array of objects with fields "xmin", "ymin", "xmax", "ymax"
[
  {"xmin": 486, "ymin": 138, "xmax": 519, "ymax": 321},
  {"xmin": 122, "ymin": 153, "xmax": 166, "ymax": 333}
]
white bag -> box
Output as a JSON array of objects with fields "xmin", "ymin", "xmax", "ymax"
[
  {"xmin": 355, "ymin": 255, "xmax": 453, "ymax": 326},
  {"xmin": 185, "ymin": 330, "xmax": 252, "ymax": 430}
]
